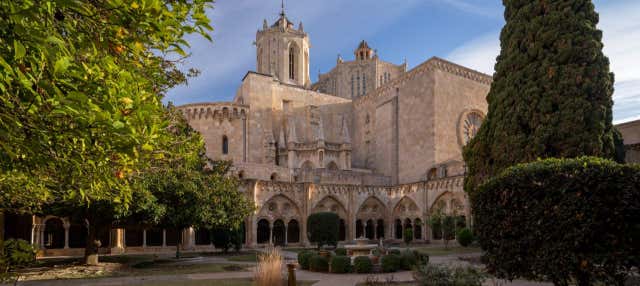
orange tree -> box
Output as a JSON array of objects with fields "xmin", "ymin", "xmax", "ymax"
[{"xmin": 0, "ymin": 0, "xmax": 213, "ymax": 264}]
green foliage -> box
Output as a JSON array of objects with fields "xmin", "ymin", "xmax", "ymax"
[
  {"xmin": 353, "ymin": 256, "xmax": 373, "ymax": 273},
  {"xmin": 380, "ymin": 254, "xmax": 401, "ymax": 273},
  {"xmin": 429, "ymin": 214, "xmax": 457, "ymax": 248},
  {"xmin": 403, "ymin": 228, "xmax": 413, "ymax": 245},
  {"xmin": 212, "ymin": 227, "xmax": 244, "ymax": 253},
  {"xmin": 334, "ymin": 248, "xmax": 347, "ymax": 256},
  {"xmin": 474, "ymin": 157, "xmax": 640, "ymax": 285},
  {"xmin": 456, "ymin": 228, "xmax": 474, "ymax": 247},
  {"xmin": 400, "ymin": 250, "xmax": 418, "ymax": 270},
  {"xmin": 297, "ymin": 251, "xmax": 314, "ymax": 270},
  {"xmin": 309, "ymin": 255, "xmax": 329, "ymax": 272},
  {"xmin": 0, "ymin": 239, "xmax": 36, "ymax": 282},
  {"xmin": 413, "ymin": 264, "xmax": 486, "ymax": 286},
  {"xmin": 329, "ymin": 255, "xmax": 351, "ymax": 273},
  {"xmin": 388, "ymin": 249, "xmax": 401, "ymax": 255},
  {"xmin": 306, "ymin": 212, "xmax": 340, "ymax": 248},
  {"xmin": 463, "ymin": 0, "xmax": 624, "ymax": 194}
]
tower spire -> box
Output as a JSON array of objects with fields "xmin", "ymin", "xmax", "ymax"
[{"xmin": 280, "ymin": 0, "xmax": 285, "ymax": 17}]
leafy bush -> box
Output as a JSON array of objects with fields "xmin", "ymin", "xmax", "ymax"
[
  {"xmin": 212, "ymin": 227, "xmax": 244, "ymax": 253},
  {"xmin": 474, "ymin": 157, "xmax": 640, "ymax": 285},
  {"xmin": 413, "ymin": 250, "xmax": 429, "ymax": 265},
  {"xmin": 388, "ymin": 249, "xmax": 401, "ymax": 255},
  {"xmin": 307, "ymin": 212, "xmax": 340, "ymax": 248},
  {"xmin": 334, "ymin": 248, "xmax": 347, "ymax": 256},
  {"xmin": 297, "ymin": 250, "xmax": 315, "ymax": 270},
  {"xmin": 380, "ymin": 254, "xmax": 401, "ymax": 273},
  {"xmin": 456, "ymin": 228, "xmax": 473, "ymax": 247},
  {"xmin": 403, "ymin": 228, "xmax": 413, "ymax": 245},
  {"xmin": 400, "ymin": 250, "xmax": 418, "ymax": 270},
  {"xmin": 330, "ymin": 255, "xmax": 351, "ymax": 273},
  {"xmin": 0, "ymin": 239, "xmax": 36, "ymax": 283},
  {"xmin": 309, "ymin": 254, "xmax": 329, "ymax": 272},
  {"xmin": 353, "ymin": 256, "xmax": 373, "ymax": 273},
  {"xmin": 413, "ymin": 264, "xmax": 485, "ymax": 286}
]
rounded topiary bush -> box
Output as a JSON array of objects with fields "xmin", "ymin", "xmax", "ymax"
[
  {"xmin": 381, "ymin": 254, "xmax": 402, "ymax": 273},
  {"xmin": 330, "ymin": 255, "xmax": 351, "ymax": 273},
  {"xmin": 307, "ymin": 212, "xmax": 340, "ymax": 248},
  {"xmin": 334, "ymin": 248, "xmax": 347, "ymax": 256},
  {"xmin": 456, "ymin": 228, "xmax": 474, "ymax": 247},
  {"xmin": 309, "ymin": 254, "xmax": 329, "ymax": 272},
  {"xmin": 297, "ymin": 250, "xmax": 314, "ymax": 270},
  {"xmin": 400, "ymin": 250, "xmax": 418, "ymax": 270},
  {"xmin": 474, "ymin": 157, "xmax": 640, "ymax": 285},
  {"xmin": 353, "ymin": 256, "xmax": 373, "ymax": 273}
]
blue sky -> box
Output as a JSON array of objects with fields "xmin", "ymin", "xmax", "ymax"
[{"xmin": 165, "ymin": 0, "xmax": 640, "ymax": 123}]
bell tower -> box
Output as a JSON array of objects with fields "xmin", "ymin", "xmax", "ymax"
[{"xmin": 256, "ymin": 1, "xmax": 310, "ymax": 88}]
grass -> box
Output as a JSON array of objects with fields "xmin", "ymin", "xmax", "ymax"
[
  {"xmin": 412, "ymin": 246, "xmax": 481, "ymax": 256},
  {"xmin": 227, "ymin": 253, "xmax": 258, "ymax": 262},
  {"xmin": 282, "ymin": 247, "xmax": 314, "ymax": 254},
  {"xmin": 139, "ymin": 279, "xmax": 317, "ymax": 286},
  {"xmin": 355, "ymin": 283, "xmax": 415, "ymax": 286}
]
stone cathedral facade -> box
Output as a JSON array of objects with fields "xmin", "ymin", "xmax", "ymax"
[{"xmin": 177, "ymin": 9, "xmax": 491, "ymax": 248}]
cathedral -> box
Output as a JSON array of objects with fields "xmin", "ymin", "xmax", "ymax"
[
  {"xmin": 6, "ymin": 8, "xmax": 639, "ymax": 257},
  {"xmin": 177, "ymin": 8, "xmax": 490, "ymax": 248}
]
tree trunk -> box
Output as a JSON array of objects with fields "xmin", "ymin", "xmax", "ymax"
[
  {"xmin": 0, "ymin": 211, "xmax": 5, "ymax": 246},
  {"xmin": 175, "ymin": 227, "xmax": 182, "ymax": 259},
  {"xmin": 84, "ymin": 221, "xmax": 100, "ymax": 265}
]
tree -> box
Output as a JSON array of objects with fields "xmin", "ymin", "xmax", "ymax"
[
  {"xmin": 307, "ymin": 212, "xmax": 339, "ymax": 249},
  {"xmin": 135, "ymin": 106, "xmax": 253, "ymax": 258},
  {"xmin": 403, "ymin": 228, "xmax": 413, "ymax": 246},
  {"xmin": 429, "ymin": 214, "xmax": 456, "ymax": 249},
  {"xmin": 463, "ymin": 0, "xmax": 625, "ymax": 194},
  {"xmin": 0, "ymin": 0, "xmax": 214, "ymax": 265},
  {"xmin": 474, "ymin": 157, "xmax": 639, "ymax": 286}
]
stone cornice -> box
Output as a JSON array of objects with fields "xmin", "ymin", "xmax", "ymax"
[
  {"xmin": 354, "ymin": 57, "xmax": 492, "ymax": 107},
  {"xmin": 177, "ymin": 102, "xmax": 249, "ymax": 121}
]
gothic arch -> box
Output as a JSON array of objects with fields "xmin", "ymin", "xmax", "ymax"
[
  {"xmin": 257, "ymin": 194, "xmax": 301, "ymax": 223},
  {"xmin": 326, "ymin": 161, "xmax": 339, "ymax": 171},
  {"xmin": 393, "ymin": 196, "xmax": 421, "ymax": 220},
  {"xmin": 312, "ymin": 196, "xmax": 347, "ymax": 219},
  {"xmin": 288, "ymin": 42, "xmax": 300, "ymax": 80},
  {"xmin": 356, "ymin": 196, "xmax": 386, "ymax": 220},
  {"xmin": 300, "ymin": 160, "xmax": 315, "ymax": 170},
  {"xmin": 430, "ymin": 191, "xmax": 464, "ymax": 216}
]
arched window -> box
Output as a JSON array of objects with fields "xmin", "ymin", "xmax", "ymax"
[
  {"xmin": 351, "ymin": 75, "xmax": 354, "ymax": 98},
  {"xmin": 363, "ymin": 74, "xmax": 366, "ymax": 95},
  {"xmin": 289, "ymin": 45, "xmax": 296, "ymax": 80},
  {"xmin": 222, "ymin": 135, "xmax": 229, "ymax": 154}
]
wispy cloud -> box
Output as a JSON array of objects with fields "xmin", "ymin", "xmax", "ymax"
[
  {"xmin": 435, "ymin": 0, "xmax": 500, "ymax": 18},
  {"xmin": 446, "ymin": 1, "xmax": 640, "ymax": 123}
]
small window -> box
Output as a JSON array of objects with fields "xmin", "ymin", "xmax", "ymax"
[
  {"xmin": 270, "ymin": 173, "xmax": 277, "ymax": 181},
  {"xmin": 222, "ymin": 136, "xmax": 229, "ymax": 154}
]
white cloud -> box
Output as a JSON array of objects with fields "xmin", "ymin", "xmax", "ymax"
[
  {"xmin": 435, "ymin": 0, "xmax": 499, "ymax": 18},
  {"xmin": 446, "ymin": 1, "xmax": 640, "ymax": 123}
]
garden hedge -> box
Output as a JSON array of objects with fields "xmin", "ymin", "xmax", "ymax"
[
  {"xmin": 381, "ymin": 254, "xmax": 401, "ymax": 273},
  {"xmin": 330, "ymin": 255, "xmax": 351, "ymax": 273},
  {"xmin": 456, "ymin": 228, "xmax": 473, "ymax": 247},
  {"xmin": 334, "ymin": 248, "xmax": 347, "ymax": 256},
  {"xmin": 353, "ymin": 256, "xmax": 373, "ymax": 273},
  {"xmin": 297, "ymin": 251, "xmax": 314, "ymax": 270},
  {"xmin": 474, "ymin": 157, "xmax": 640, "ymax": 285},
  {"xmin": 309, "ymin": 254, "xmax": 329, "ymax": 272},
  {"xmin": 307, "ymin": 212, "xmax": 340, "ymax": 248},
  {"xmin": 400, "ymin": 250, "xmax": 418, "ymax": 270}
]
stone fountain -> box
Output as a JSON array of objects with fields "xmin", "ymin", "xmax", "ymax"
[{"xmin": 344, "ymin": 237, "xmax": 378, "ymax": 257}]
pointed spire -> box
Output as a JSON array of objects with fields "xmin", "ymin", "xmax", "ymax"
[
  {"xmin": 341, "ymin": 116, "xmax": 351, "ymax": 144},
  {"xmin": 299, "ymin": 21, "xmax": 304, "ymax": 32},
  {"xmin": 280, "ymin": 0, "xmax": 285, "ymax": 17},
  {"xmin": 263, "ymin": 19, "xmax": 268, "ymax": 30},
  {"xmin": 287, "ymin": 117, "xmax": 298, "ymax": 144}
]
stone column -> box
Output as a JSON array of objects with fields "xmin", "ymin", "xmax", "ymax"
[
  {"xmin": 251, "ymin": 217, "xmax": 258, "ymax": 248},
  {"xmin": 142, "ymin": 229, "xmax": 147, "ymax": 248},
  {"xmin": 269, "ymin": 222, "xmax": 273, "ymax": 245},
  {"xmin": 63, "ymin": 220, "xmax": 70, "ymax": 249},
  {"xmin": 111, "ymin": 228, "xmax": 125, "ymax": 254}
]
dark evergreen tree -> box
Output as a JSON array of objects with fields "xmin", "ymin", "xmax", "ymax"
[{"xmin": 464, "ymin": 0, "xmax": 625, "ymax": 193}]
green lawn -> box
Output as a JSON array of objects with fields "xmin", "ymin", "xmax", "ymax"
[
  {"xmin": 139, "ymin": 278, "xmax": 317, "ymax": 286},
  {"xmin": 412, "ymin": 246, "xmax": 481, "ymax": 256},
  {"xmin": 355, "ymin": 283, "xmax": 415, "ymax": 286},
  {"xmin": 226, "ymin": 253, "xmax": 258, "ymax": 262},
  {"xmin": 282, "ymin": 247, "xmax": 315, "ymax": 254}
]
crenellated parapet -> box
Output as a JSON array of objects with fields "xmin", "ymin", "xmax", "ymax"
[{"xmin": 177, "ymin": 102, "xmax": 249, "ymax": 122}]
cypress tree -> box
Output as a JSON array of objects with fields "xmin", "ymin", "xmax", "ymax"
[{"xmin": 464, "ymin": 0, "xmax": 625, "ymax": 192}]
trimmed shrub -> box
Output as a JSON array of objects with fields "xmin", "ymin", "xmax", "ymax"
[
  {"xmin": 474, "ymin": 157, "xmax": 640, "ymax": 285},
  {"xmin": 456, "ymin": 228, "xmax": 473, "ymax": 247},
  {"xmin": 353, "ymin": 256, "xmax": 373, "ymax": 273},
  {"xmin": 413, "ymin": 264, "xmax": 485, "ymax": 286},
  {"xmin": 334, "ymin": 248, "xmax": 347, "ymax": 256},
  {"xmin": 413, "ymin": 250, "xmax": 429, "ymax": 265},
  {"xmin": 297, "ymin": 250, "xmax": 314, "ymax": 270},
  {"xmin": 307, "ymin": 212, "xmax": 340, "ymax": 248},
  {"xmin": 403, "ymin": 228, "xmax": 413, "ymax": 245},
  {"xmin": 330, "ymin": 255, "xmax": 351, "ymax": 273},
  {"xmin": 388, "ymin": 249, "xmax": 401, "ymax": 255},
  {"xmin": 309, "ymin": 254, "xmax": 329, "ymax": 272},
  {"xmin": 400, "ymin": 250, "xmax": 417, "ymax": 270},
  {"xmin": 380, "ymin": 254, "xmax": 401, "ymax": 273}
]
